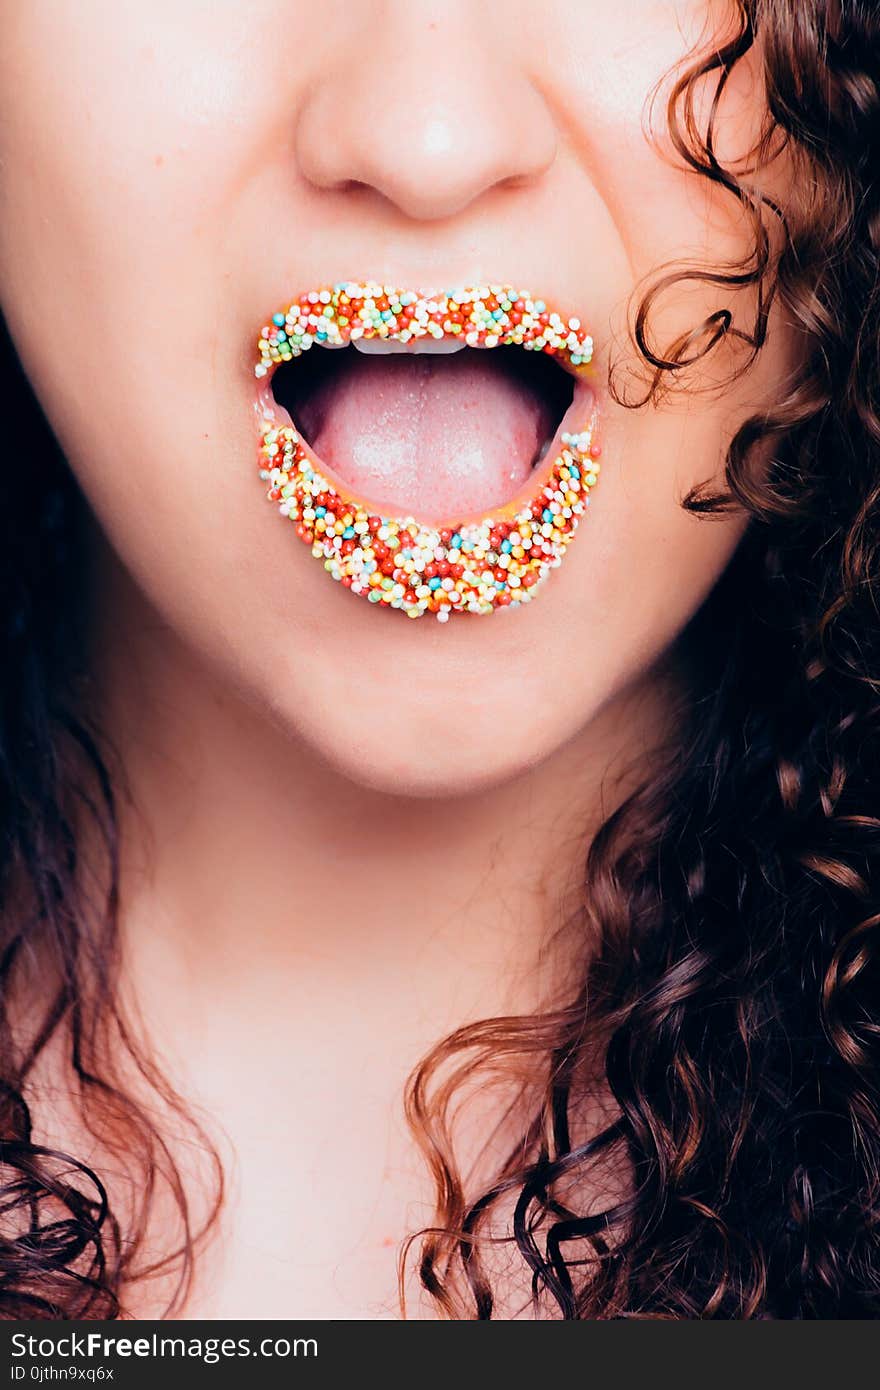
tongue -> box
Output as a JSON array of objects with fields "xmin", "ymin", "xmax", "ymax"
[{"xmin": 294, "ymin": 351, "xmax": 557, "ymax": 520}]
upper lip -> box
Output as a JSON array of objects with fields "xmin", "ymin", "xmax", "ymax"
[{"xmin": 253, "ymin": 282, "xmax": 594, "ymax": 384}]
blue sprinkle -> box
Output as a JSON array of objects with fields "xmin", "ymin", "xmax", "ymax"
[
  {"xmin": 542, "ymin": 508, "xmax": 554, "ymax": 523},
  {"xmin": 500, "ymin": 539, "xmax": 512, "ymax": 553},
  {"xmin": 494, "ymin": 580, "xmax": 507, "ymax": 589},
  {"xmin": 570, "ymin": 464, "xmax": 580, "ymax": 478},
  {"xmin": 428, "ymin": 577, "xmax": 442, "ymax": 590},
  {"xmin": 315, "ymin": 506, "xmax": 326, "ymax": 517},
  {"xmin": 364, "ymin": 560, "xmax": 377, "ymax": 573},
  {"xmin": 342, "ymin": 526, "xmax": 355, "ymax": 538},
  {"xmin": 450, "ymin": 532, "xmax": 463, "ymax": 548},
  {"xmin": 272, "ymin": 312, "xmax": 286, "ymax": 326}
]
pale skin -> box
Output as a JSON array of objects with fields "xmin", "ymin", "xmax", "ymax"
[{"xmin": 0, "ymin": 1, "xmax": 795, "ymax": 1317}]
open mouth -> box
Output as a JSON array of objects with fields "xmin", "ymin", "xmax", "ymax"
[{"xmin": 253, "ymin": 284, "xmax": 601, "ymax": 623}]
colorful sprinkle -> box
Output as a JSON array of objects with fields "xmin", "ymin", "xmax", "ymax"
[{"xmin": 255, "ymin": 284, "xmax": 600, "ymax": 622}]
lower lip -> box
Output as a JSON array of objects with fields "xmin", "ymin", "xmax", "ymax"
[{"xmin": 253, "ymin": 285, "xmax": 602, "ymax": 624}]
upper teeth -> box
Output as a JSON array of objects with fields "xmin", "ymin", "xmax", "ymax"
[{"xmin": 351, "ymin": 337, "xmax": 467, "ymax": 355}]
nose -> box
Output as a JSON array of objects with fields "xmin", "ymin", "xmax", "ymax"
[{"xmin": 293, "ymin": 1, "xmax": 558, "ymax": 222}]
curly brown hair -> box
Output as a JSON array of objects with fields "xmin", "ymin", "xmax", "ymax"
[{"xmin": 0, "ymin": 0, "xmax": 878, "ymax": 1318}]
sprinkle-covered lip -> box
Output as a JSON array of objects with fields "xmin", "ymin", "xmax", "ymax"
[{"xmin": 253, "ymin": 283, "xmax": 601, "ymax": 623}]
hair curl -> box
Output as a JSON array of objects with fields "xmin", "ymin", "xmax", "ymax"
[{"xmin": 1, "ymin": 0, "xmax": 879, "ymax": 1319}]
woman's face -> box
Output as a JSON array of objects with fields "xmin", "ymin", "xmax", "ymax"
[{"xmin": 0, "ymin": 1, "xmax": 789, "ymax": 797}]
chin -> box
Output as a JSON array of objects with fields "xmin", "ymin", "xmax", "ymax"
[{"xmin": 260, "ymin": 636, "xmax": 589, "ymax": 801}]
